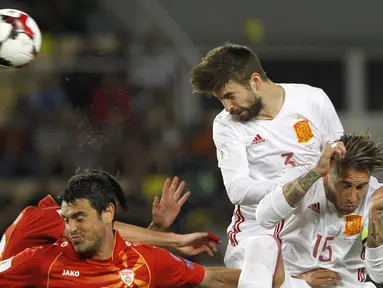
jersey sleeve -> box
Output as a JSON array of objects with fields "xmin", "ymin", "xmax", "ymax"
[
  {"xmin": 24, "ymin": 205, "xmax": 65, "ymax": 240},
  {"xmin": 0, "ymin": 245, "xmax": 43, "ymax": 287},
  {"xmin": 213, "ymin": 118, "xmax": 276, "ymax": 205},
  {"xmin": 1, "ymin": 203, "xmax": 65, "ymax": 260},
  {"xmin": 256, "ymin": 166, "xmax": 316, "ymax": 229},
  {"xmin": 318, "ymin": 90, "xmax": 344, "ymax": 145},
  {"xmin": 148, "ymin": 246, "xmax": 205, "ymax": 286}
]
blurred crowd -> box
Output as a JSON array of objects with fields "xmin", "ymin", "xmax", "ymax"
[
  {"xmin": 4, "ymin": 0, "xmax": 383, "ymax": 267},
  {"xmin": 0, "ymin": 1, "xmax": 235, "ymax": 266}
]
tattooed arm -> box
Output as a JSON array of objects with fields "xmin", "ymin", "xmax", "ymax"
[
  {"xmin": 365, "ymin": 186, "xmax": 383, "ymax": 283},
  {"xmin": 282, "ymin": 169, "xmax": 322, "ymax": 208},
  {"xmin": 256, "ymin": 166, "xmax": 322, "ymax": 229},
  {"xmin": 367, "ymin": 211, "xmax": 383, "ymax": 248},
  {"xmin": 256, "ymin": 142, "xmax": 345, "ymax": 229},
  {"xmin": 367, "ymin": 186, "xmax": 383, "ymax": 248}
]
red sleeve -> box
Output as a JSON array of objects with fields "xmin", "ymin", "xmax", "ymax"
[
  {"xmin": 148, "ymin": 246, "xmax": 205, "ymax": 287},
  {"xmin": 1, "ymin": 204, "xmax": 65, "ymax": 259},
  {"xmin": 0, "ymin": 245, "xmax": 44, "ymax": 287},
  {"xmin": 22, "ymin": 205, "xmax": 65, "ymax": 241}
]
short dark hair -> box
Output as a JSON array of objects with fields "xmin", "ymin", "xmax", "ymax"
[
  {"xmin": 58, "ymin": 169, "xmax": 128, "ymax": 220},
  {"xmin": 334, "ymin": 132, "xmax": 383, "ymax": 176},
  {"xmin": 190, "ymin": 42, "xmax": 268, "ymax": 96}
]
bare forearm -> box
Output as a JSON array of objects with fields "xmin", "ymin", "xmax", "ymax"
[
  {"xmin": 147, "ymin": 222, "xmax": 166, "ymax": 232},
  {"xmin": 200, "ymin": 268, "xmax": 240, "ymax": 288},
  {"xmin": 114, "ymin": 222, "xmax": 178, "ymax": 247},
  {"xmin": 367, "ymin": 211, "xmax": 383, "ymax": 248},
  {"xmin": 282, "ymin": 169, "xmax": 322, "ymax": 207}
]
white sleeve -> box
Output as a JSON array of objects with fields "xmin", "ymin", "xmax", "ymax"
[
  {"xmin": 365, "ymin": 246, "xmax": 383, "ymax": 283},
  {"xmin": 213, "ymin": 119, "xmax": 275, "ymax": 205},
  {"xmin": 256, "ymin": 166, "xmax": 314, "ymax": 229},
  {"xmin": 319, "ymin": 90, "xmax": 344, "ymax": 146}
]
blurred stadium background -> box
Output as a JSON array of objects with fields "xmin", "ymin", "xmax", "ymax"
[{"xmin": 0, "ymin": 0, "xmax": 383, "ymax": 266}]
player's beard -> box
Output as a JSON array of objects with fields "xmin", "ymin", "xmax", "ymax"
[
  {"xmin": 235, "ymin": 89, "xmax": 263, "ymax": 123},
  {"xmin": 72, "ymin": 233, "xmax": 104, "ymax": 259}
]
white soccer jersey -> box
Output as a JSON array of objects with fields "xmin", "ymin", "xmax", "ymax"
[
  {"xmin": 257, "ymin": 166, "xmax": 383, "ymax": 287},
  {"xmin": 213, "ymin": 83, "xmax": 344, "ymax": 252}
]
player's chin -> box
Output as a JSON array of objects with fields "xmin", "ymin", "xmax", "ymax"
[
  {"xmin": 72, "ymin": 242, "xmax": 87, "ymax": 252},
  {"xmin": 237, "ymin": 112, "xmax": 251, "ymax": 122}
]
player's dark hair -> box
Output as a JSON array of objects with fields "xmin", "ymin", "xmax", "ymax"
[
  {"xmin": 58, "ymin": 168, "xmax": 128, "ymax": 220},
  {"xmin": 334, "ymin": 132, "xmax": 383, "ymax": 177},
  {"xmin": 190, "ymin": 42, "xmax": 268, "ymax": 96}
]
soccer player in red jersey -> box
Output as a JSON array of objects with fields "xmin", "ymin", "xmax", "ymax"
[
  {"xmin": 0, "ymin": 169, "xmax": 239, "ymax": 287},
  {"xmin": 0, "ymin": 172, "xmax": 219, "ymax": 261}
]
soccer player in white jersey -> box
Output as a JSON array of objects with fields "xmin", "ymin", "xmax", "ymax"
[
  {"xmin": 190, "ymin": 42, "xmax": 344, "ymax": 269},
  {"xmin": 250, "ymin": 133, "xmax": 383, "ymax": 287}
]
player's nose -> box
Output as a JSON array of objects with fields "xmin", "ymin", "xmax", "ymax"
[
  {"xmin": 67, "ymin": 220, "xmax": 78, "ymax": 232},
  {"xmin": 222, "ymin": 99, "xmax": 234, "ymax": 112},
  {"xmin": 347, "ymin": 189, "xmax": 359, "ymax": 205}
]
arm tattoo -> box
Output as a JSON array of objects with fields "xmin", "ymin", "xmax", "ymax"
[
  {"xmin": 367, "ymin": 213, "xmax": 383, "ymax": 248},
  {"xmin": 282, "ymin": 169, "xmax": 322, "ymax": 208}
]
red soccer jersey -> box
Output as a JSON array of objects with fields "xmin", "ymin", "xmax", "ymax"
[
  {"xmin": 0, "ymin": 231, "xmax": 205, "ymax": 287},
  {"xmin": 0, "ymin": 195, "xmax": 65, "ymax": 260}
]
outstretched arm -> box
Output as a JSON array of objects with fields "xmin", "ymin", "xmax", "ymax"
[{"xmin": 115, "ymin": 222, "xmax": 219, "ymax": 256}]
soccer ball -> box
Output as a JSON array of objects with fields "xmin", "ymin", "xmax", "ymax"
[{"xmin": 0, "ymin": 9, "xmax": 41, "ymax": 68}]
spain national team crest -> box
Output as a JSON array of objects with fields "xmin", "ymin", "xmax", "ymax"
[
  {"xmin": 293, "ymin": 120, "xmax": 314, "ymax": 143},
  {"xmin": 120, "ymin": 269, "xmax": 135, "ymax": 286},
  {"xmin": 344, "ymin": 215, "xmax": 363, "ymax": 236}
]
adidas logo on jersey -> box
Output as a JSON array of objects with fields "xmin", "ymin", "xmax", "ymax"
[
  {"xmin": 251, "ymin": 134, "xmax": 265, "ymax": 145},
  {"xmin": 308, "ymin": 203, "xmax": 320, "ymax": 213}
]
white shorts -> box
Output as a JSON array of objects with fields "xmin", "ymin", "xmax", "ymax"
[{"xmin": 238, "ymin": 235, "xmax": 310, "ymax": 288}]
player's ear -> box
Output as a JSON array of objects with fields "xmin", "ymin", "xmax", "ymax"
[
  {"xmin": 249, "ymin": 72, "xmax": 262, "ymax": 91},
  {"xmin": 102, "ymin": 203, "xmax": 115, "ymax": 224}
]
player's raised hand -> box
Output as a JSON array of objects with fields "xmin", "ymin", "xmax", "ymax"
[
  {"xmin": 174, "ymin": 232, "xmax": 220, "ymax": 257},
  {"xmin": 149, "ymin": 176, "xmax": 191, "ymax": 231},
  {"xmin": 314, "ymin": 141, "xmax": 346, "ymax": 175},
  {"xmin": 294, "ymin": 268, "xmax": 342, "ymax": 287}
]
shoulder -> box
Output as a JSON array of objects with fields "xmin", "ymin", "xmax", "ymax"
[
  {"xmin": 213, "ymin": 109, "xmax": 233, "ymax": 128},
  {"xmin": 281, "ymin": 83, "xmax": 328, "ymax": 106},
  {"xmin": 123, "ymin": 242, "xmax": 187, "ymax": 265},
  {"xmin": 123, "ymin": 242, "xmax": 162, "ymax": 256},
  {"xmin": 213, "ymin": 110, "xmax": 244, "ymax": 139}
]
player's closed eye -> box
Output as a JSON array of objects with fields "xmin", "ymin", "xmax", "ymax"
[
  {"xmin": 76, "ymin": 216, "xmax": 85, "ymax": 222},
  {"xmin": 356, "ymin": 184, "xmax": 367, "ymax": 190},
  {"xmin": 340, "ymin": 182, "xmax": 352, "ymax": 189}
]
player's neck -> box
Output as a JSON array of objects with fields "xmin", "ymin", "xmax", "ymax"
[
  {"xmin": 93, "ymin": 228, "xmax": 115, "ymax": 260},
  {"xmin": 256, "ymin": 82, "xmax": 285, "ymax": 120}
]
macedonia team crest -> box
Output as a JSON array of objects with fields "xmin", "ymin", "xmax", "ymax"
[
  {"xmin": 120, "ymin": 268, "xmax": 135, "ymax": 286},
  {"xmin": 344, "ymin": 215, "xmax": 363, "ymax": 236},
  {"xmin": 293, "ymin": 120, "xmax": 314, "ymax": 143}
]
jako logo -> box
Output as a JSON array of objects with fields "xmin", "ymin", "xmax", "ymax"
[{"xmin": 62, "ymin": 270, "xmax": 80, "ymax": 277}]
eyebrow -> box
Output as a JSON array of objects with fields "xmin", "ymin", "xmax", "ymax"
[
  {"xmin": 341, "ymin": 181, "xmax": 369, "ymax": 187},
  {"xmin": 61, "ymin": 211, "xmax": 87, "ymax": 219},
  {"xmin": 222, "ymin": 92, "xmax": 234, "ymax": 99},
  {"xmin": 357, "ymin": 182, "xmax": 369, "ymax": 187}
]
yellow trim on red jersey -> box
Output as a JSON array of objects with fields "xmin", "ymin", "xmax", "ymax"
[{"xmin": 46, "ymin": 252, "xmax": 63, "ymax": 288}]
